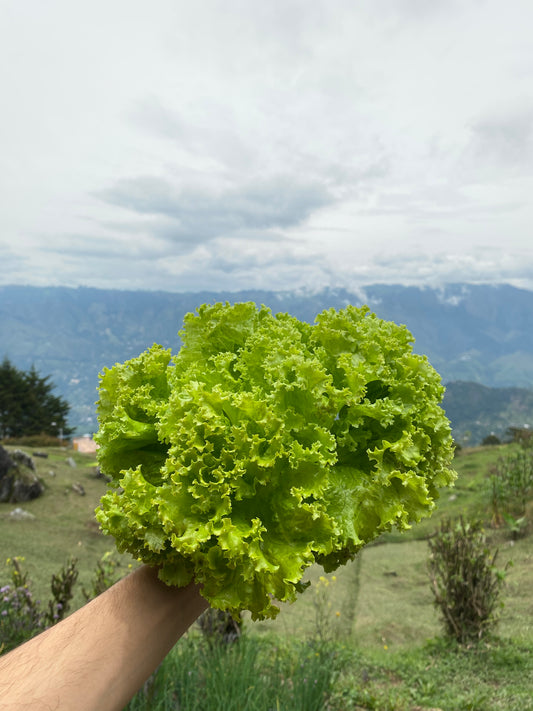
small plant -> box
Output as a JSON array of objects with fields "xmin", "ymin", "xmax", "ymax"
[
  {"xmin": 0, "ymin": 558, "xmax": 43, "ymax": 654},
  {"xmin": 501, "ymin": 512, "xmax": 528, "ymax": 541},
  {"xmin": 488, "ymin": 472, "xmax": 506, "ymax": 527},
  {"xmin": 0, "ymin": 556, "xmax": 79, "ymax": 655},
  {"xmin": 506, "ymin": 426, "xmax": 533, "ymax": 449},
  {"xmin": 487, "ymin": 448, "xmax": 533, "ymax": 523},
  {"xmin": 312, "ymin": 574, "xmax": 343, "ymax": 644},
  {"xmin": 492, "ymin": 449, "xmax": 533, "ymax": 514},
  {"xmin": 428, "ymin": 518, "xmax": 508, "ymax": 644},
  {"xmin": 340, "ymin": 553, "xmax": 362, "ymax": 638},
  {"xmin": 197, "ymin": 608, "xmax": 243, "ymax": 645},
  {"xmin": 44, "ymin": 557, "xmax": 79, "ymax": 626},
  {"xmin": 82, "ymin": 551, "xmax": 121, "ymax": 601}
]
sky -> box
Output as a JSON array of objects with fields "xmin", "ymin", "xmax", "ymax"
[{"xmin": 1, "ymin": 0, "xmax": 533, "ymax": 294}]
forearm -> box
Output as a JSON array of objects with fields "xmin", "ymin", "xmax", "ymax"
[{"xmin": 0, "ymin": 565, "xmax": 208, "ymax": 711}]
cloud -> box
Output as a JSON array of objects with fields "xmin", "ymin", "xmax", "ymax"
[
  {"xmin": 95, "ymin": 175, "xmax": 334, "ymax": 242},
  {"xmin": 157, "ymin": 240, "xmax": 332, "ymax": 293},
  {"xmin": 1, "ymin": 1, "xmax": 532, "ymax": 296},
  {"xmin": 0, "ymin": 247, "xmax": 25, "ymax": 275},
  {"xmin": 464, "ymin": 108, "xmax": 533, "ymax": 176},
  {"xmin": 363, "ymin": 248, "xmax": 533, "ymax": 289}
]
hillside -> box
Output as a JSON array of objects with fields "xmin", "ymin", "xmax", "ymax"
[
  {"xmin": 442, "ymin": 381, "xmax": 533, "ymax": 445},
  {"xmin": 1, "ymin": 283, "xmax": 533, "ymax": 440}
]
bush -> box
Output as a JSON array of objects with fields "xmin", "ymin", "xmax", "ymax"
[
  {"xmin": 428, "ymin": 518, "xmax": 507, "ymax": 644},
  {"xmin": 0, "ymin": 557, "xmax": 78, "ymax": 655},
  {"xmin": 0, "ymin": 558, "xmax": 43, "ymax": 654},
  {"xmin": 506, "ymin": 426, "xmax": 533, "ymax": 449},
  {"xmin": 482, "ymin": 434, "xmax": 501, "ymax": 446},
  {"xmin": 489, "ymin": 449, "xmax": 533, "ymax": 520},
  {"xmin": 81, "ymin": 551, "xmax": 122, "ymax": 602},
  {"xmin": 197, "ymin": 608, "xmax": 243, "ymax": 645},
  {"xmin": 0, "ymin": 434, "xmax": 66, "ymax": 448}
]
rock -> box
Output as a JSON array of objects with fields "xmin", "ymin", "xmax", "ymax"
[
  {"xmin": 9, "ymin": 507, "xmax": 35, "ymax": 520},
  {"xmin": 72, "ymin": 483, "xmax": 86, "ymax": 496},
  {"xmin": 12, "ymin": 449, "xmax": 35, "ymax": 470},
  {"xmin": 0, "ymin": 445, "xmax": 14, "ymax": 476},
  {"xmin": 92, "ymin": 466, "xmax": 111, "ymax": 483},
  {"xmin": 33, "ymin": 451, "xmax": 49, "ymax": 458},
  {"xmin": 0, "ymin": 445, "xmax": 45, "ymax": 503},
  {"xmin": 0, "ymin": 446, "xmax": 15, "ymax": 501},
  {"xmin": 66, "ymin": 457, "xmax": 77, "ymax": 468}
]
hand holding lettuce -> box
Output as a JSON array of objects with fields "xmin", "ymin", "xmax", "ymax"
[{"xmin": 95, "ymin": 302, "xmax": 455, "ymax": 619}]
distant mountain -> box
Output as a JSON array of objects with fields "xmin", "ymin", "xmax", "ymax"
[
  {"xmin": 442, "ymin": 381, "xmax": 533, "ymax": 446},
  {"xmin": 1, "ymin": 283, "xmax": 532, "ymax": 441}
]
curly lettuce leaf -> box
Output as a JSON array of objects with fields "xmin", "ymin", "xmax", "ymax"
[{"xmin": 95, "ymin": 302, "xmax": 456, "ymax": 619}]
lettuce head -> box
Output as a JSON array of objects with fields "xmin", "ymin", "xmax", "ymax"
[{"xmin": 95, "ymin": 302, "xmax": 456, "ymax": 619}]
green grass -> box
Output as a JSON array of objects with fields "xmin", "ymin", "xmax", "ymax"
[
  {"xmin": 126, "ymin": 635, "xmax": 341, "ymax": 711},
  {"xmin": 329, "ymin": 637, "xmax": 533, "ymax": 711},
  {"xmin": 0, "ymin": 446, "xmax": 133, "ymax": 605},
  {"xmin": 1, "ymin": 442, "xmax": 533, "ymax": 710}
]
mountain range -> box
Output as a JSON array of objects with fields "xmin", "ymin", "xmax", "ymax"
[{"xmin": 1, "ymin": 283, "xmax": 532, "ymax": 444}]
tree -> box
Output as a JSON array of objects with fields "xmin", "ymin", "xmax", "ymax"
[
  {"xmin": 482, "ymin": 433, "xmax": 501, "ymax": 446},
  {"xmin": 0, "ymin": 358, "xmax": 72, "ymax": 439},
  {"xmin": 506, "ymin": 425, "xmax": 533, "ymax": 449}
]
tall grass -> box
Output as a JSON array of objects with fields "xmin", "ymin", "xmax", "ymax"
[{"xmin": 126, "ymin": 636, "xmax": 339, "ymax": 711}]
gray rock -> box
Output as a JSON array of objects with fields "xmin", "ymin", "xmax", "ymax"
[
  {"xmin": 71, "ymin": 483, "xmax": 86, "ymax": 496},
  {"xmin": 66, "ymin": 457, "xmax": 77, "ymax": 468},
  {"xmin": 12, "ymin": 449, "xmax": 35, "ymax": 470},
  {"xmin": 0, "ymin": 445, "xmax": 45, "ymax": 503},
  {"xmin": 9, "ymin": 507, "xmax": 36, "ymax": 520}
]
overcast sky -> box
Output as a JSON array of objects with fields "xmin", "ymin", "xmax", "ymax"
[{"xmin": 1, "ymin": 0, "xmax": 532, "ymax": 294}]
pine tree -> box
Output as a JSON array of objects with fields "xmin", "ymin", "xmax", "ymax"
[{"xmin": 0, "ymin": 358, "xmax": 72, "ymax": 439}]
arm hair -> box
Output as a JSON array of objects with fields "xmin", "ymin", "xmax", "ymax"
[{"xmin": 0, "ymin": 566, "xmax": 208, "ymax": 710}]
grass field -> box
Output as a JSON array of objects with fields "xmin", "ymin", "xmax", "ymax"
[{"xmin": 1, "ymin": 442, "xmax": 532, "ymax": 709}]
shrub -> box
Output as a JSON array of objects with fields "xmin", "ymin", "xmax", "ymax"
[
  {"xmin": 428, "ymin": 518, "xmax": 508, "ymax": 644},
  {"xmin": 482, "ymin": 434, "xmax": 501, "ymax": 446},
  {"xmin": 0, "ymin": 556, "xmax": 79, "ymax": 655},
  {"xmin": 82, "ymin": 551, "xmax": 122, "ymax": 601},
  {"xmin": 0, "ymin": 558, "xmax": 43, "ymax": 654},
  {"xmin": 312, "ymin": 574, "xmax": 345, "ymax": 644},
  {"xmin": 489, "ymin": 449, "xmax": 533, "ymax": 519},
  {"xmin": 506, "ymin": 426, "xmax": 533, "ymax": 449},
  {"xmin": 197, "ymin": 608, "xmax": 243, "ymax": 645},
  {"xmin": 0, "ymin": 434, "xmax": 66, "ymax": 448},
  {"xmin": 44, "ymin": 558, "xmax": 78, "ymax": 626}
]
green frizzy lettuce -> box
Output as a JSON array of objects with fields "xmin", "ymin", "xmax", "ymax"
[{"xmin": 95, "ymin": 302, "xmax": 455, "ymax": 619}]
